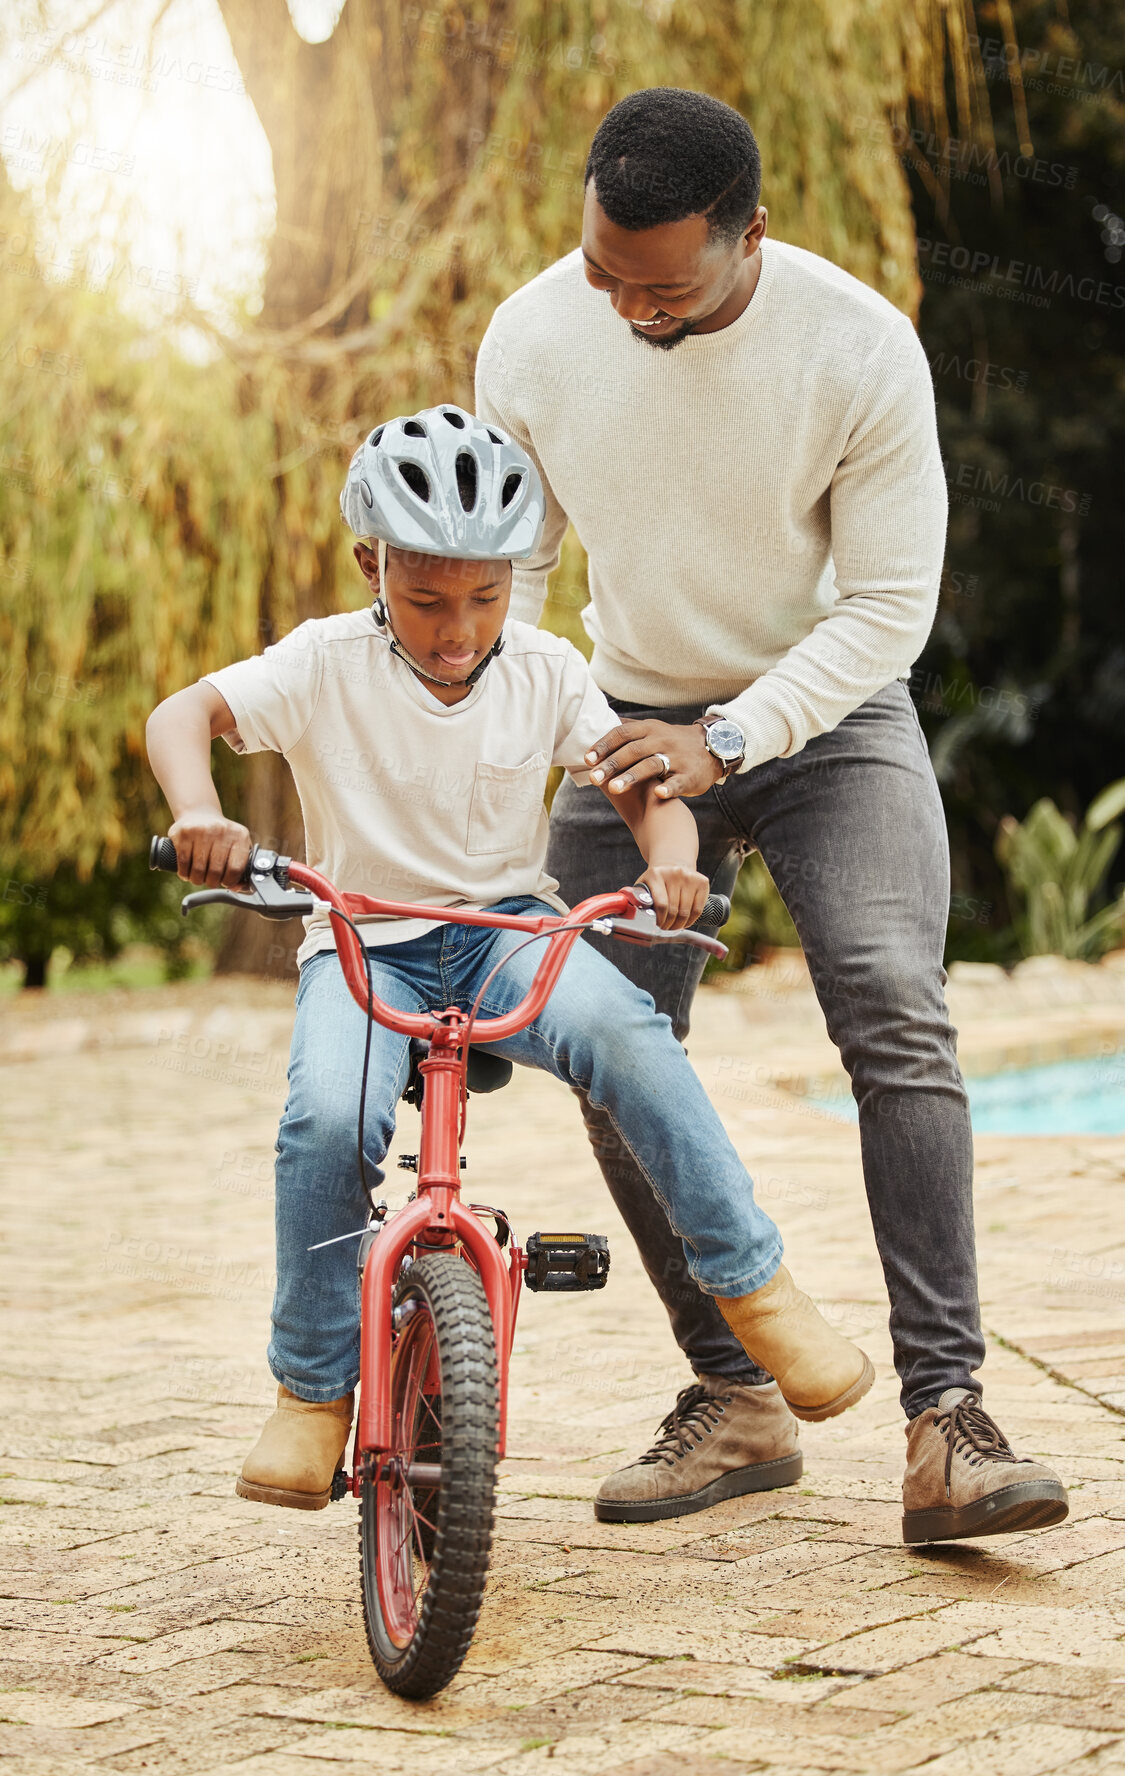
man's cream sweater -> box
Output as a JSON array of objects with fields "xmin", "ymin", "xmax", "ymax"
[{"xmin": 475, "ymin": 238, "xmax": 947, "ymax": 772}]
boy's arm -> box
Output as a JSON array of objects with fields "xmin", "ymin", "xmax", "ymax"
[
  {"xmin": 145, "ymin": 683, "xmax": 252, "ymax": 887},
  {"xmin": 598, "ymin": 780, "xmax": 709, "ymax": 931}
]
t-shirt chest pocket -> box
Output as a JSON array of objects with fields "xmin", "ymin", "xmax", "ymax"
[{"xmin": 466, "ymin": 751, "xmax": 550, "ymax": 856}]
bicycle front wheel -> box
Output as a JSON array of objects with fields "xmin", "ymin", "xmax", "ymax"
[{"xmin": 359, "ymin": 1252, "xmax": 499, "ymax": 1699}]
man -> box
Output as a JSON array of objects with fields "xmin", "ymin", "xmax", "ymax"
[{"xmin": 476, "ymin": 87, "xmax": 1068, "ymax": 1545}]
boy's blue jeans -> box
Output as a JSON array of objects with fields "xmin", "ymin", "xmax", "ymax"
[{"xmin": 269, "ymin": 897, "xmax": 783, "ymax": 1402}]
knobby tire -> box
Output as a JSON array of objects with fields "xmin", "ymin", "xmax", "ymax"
[{"xmin": 359, "ymin": 1253, "xmax": 498, "ymax": 1699}]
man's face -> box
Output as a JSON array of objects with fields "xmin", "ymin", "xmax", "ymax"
[
  {"xmin": 354, "ymin": 544, "xmax": 511, "ymax": 689},
  {"xmin": 580, "ymin": 181, "xmax": 767, "ymax": 349}
]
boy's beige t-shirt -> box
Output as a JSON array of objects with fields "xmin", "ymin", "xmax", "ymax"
[{"xmin": 204, "ymin": 611, "xmax": 617, "ymax": 966}]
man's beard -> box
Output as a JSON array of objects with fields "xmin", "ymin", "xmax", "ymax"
[{"xmin": 628, "ymin": 318, "xmax": 697, "ymax": 351}]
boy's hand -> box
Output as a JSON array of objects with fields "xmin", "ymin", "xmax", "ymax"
[
  {"xmin": 638, "ymin": 864, "xmax": 710, "ymax": 931},
  {"xmin": 168, "ymin": 811, "xmax": 253, "ymax": 888}
]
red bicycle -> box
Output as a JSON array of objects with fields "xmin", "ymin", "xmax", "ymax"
[{"xmin": 150, "ymin": 836, "xmax": 728, "ymax": 1699}]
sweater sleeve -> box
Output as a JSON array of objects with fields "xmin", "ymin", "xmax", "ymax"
[
  {"xmin": 708, "ymin": 321, "xmax": 947, "ymax": 771},
  {"xmin": 475, "ymin": 320, "xmax": 571, "ymax": 627}
]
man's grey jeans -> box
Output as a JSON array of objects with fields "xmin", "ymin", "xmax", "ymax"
[{"xmin": 546, "ymin": 679, "xmax": 985, "ymax": 1420}]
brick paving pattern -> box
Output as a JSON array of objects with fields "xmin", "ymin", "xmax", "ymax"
[{"xmin": 3, "ymin": 953, "xmax": 1125, "ymax": 1774}]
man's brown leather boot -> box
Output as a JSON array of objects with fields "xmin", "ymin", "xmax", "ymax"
[
  {"xmin": 716, "ymin": 1264, "xmax": 874, "ymax": 1421},
  {"xmin": 902, "ymin": 1388, "xmax": 1068, "ymax": 1543},
  {"xmin": 235, "ymin": 1385, "xmax": 354, "ymax": 1511},
  {"xmin": 594, "ymin": 1377, "xmax": 802, "ymax": 1522}
]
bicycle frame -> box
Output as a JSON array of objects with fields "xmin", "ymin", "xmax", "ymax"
[{"xmin": 284, "ymin": 862, "xmax": 645, "ymax": 1478}]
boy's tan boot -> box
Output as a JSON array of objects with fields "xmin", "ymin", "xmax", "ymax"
[
  {"xmin": 902, "ymin": 1389, "xmax": 1068, "ymax": 1543},
  {"xmin": 595, "ymin": 1377, "xmax": 802, "ymax": 1522},
  {"xmin": 236, "ymin": 1385, "xmax": 354, "ymax": 1510},
  {"xmin": 716, "ymin": 1265, "xmax": 874, "ymax": 1422}
]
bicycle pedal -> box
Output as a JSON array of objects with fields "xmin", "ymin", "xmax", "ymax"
[
  {"xmin": 330, "ymin": 1467, "xmax": 350, "ymax": 1503},
  {"xmin": 524, "ymin": 1232, "xmax": 610, "ymax": 1293}
]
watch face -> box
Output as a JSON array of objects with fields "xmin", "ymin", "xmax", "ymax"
[{"xmin": 706, "ymin": 720, "xmax": 745, "ymax": 762}]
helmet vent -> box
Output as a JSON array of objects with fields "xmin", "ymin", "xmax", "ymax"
[
  {"xmin": 500, "ymin": 470, "xmax": 524, "ymax": 509},
  {"xmin": 402, "ymin": 419, "xmax": 427, "ymax": 438},
  {"xmin": 443, "ymin": 410, "xmax": 466, "ymax": 429},
  {"xmin": 398, "ymin": 462, "xmax": 431, "ymax": 502},
  {"xmin": 455, "ymin": 453, "xmax": 478, "ymax": 512},
  {"xmin": 368, "ymin": 426, "xmax": 385, "ymax": 448},
  {"xmin": 486, "ymin": 428, "xmax": 504, "ymax": 446},
  {"xmin": 359, "ymin": 478, "xmax": 374, "ymax": 509}
]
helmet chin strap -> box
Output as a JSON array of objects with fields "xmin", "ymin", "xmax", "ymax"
[{"xmin": 373, "ymin": 537, "xmax": 505, "ymax": 689}]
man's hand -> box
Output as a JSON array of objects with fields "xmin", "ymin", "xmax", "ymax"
[
  {"xmin": 638, "ymin": 863, "xmax": 710, "ymax": 930},
  {"xmin": 168, "ymin": 811, "xmax": 253, "ymax": 888},
  {"xmin": 585, "ymin": 719, "xmax": 724, "ymax": 800}
]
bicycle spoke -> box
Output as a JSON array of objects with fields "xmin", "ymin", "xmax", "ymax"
[
  {"xmin": 361, "ymin": 1257, "xmax": 498, "ymax": 1699},
  {"xmin": 391, "ymin": 1490, "xmax": 438, "ymax": 1558},
  {"xmin": 407, "ymin": 1500, "xmax": 437, "ymax": 1551}
]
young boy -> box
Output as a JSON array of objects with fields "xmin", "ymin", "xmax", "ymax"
[{"xmin": 146, "ymin": 405, "xmax": 872, "ymax": 1512}]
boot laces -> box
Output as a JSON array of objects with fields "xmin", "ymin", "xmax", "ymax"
[
  {"xmin": 936, "ymin": 1395, "xmax": 1021, "ymax": 1495},
  {"xmin": 637, "ymin": 1383, "xmax": 731, "ymax": 1466}
]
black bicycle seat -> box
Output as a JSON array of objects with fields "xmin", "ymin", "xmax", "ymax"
[
  {"xmin": 466, "ymin": 1050, "xmax": 515, "ymax": 1095},
  {"xmin": 402, "ymin": 1038, "xmax": 514, "ymax": 1107}
]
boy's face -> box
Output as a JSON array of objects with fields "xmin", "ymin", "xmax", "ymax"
[{"xmin": 354, "ymin": 543, "xmax": 512, "ymax": 699}]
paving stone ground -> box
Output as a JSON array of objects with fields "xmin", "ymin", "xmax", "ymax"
[{"xmin": 3, "ymin": 952, "xmax": 1125, "ymax": 1774}]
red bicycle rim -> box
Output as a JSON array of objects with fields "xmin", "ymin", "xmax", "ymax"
[{"xmin": 375, "ymin": 1309, "xmax": 442, "ymax": 1647}]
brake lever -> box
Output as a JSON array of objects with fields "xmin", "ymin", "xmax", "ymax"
[
  {"xmin": 180, "ymin": 850, "xmax": 317, "ymax": 922},
  {"xmin": 180, "ymin": 886, "xmax": 316, "ymax": 919},
  {"xmin": 597, "ymin": 917, "xmax": 727, "ymax": 958},
  {"xmin": 594, "ymin": 886, "xmax": 728, "ymax": 959},
  {"xmin": 595, "ymin": 907, "xmax": 663, "ymax": 947}
]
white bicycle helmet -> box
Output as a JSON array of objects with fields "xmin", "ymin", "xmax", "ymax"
[{"xmin": 340, "ymin": 403, "xmax": 545, "ymax": 560}]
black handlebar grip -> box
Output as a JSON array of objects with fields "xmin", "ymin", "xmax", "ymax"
[
  {"xmin": 149, "ymin": 836, "xmax": 179, "ymax": 873},
  {"xmin": 701, "ymin": 893, "xmax": 731, "ymax": 929}
]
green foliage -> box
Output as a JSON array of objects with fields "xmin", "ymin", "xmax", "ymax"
[
  {"xmin": 0, "ymin": 185, "xmax": 280, "ymax": 883},
  {"xmin": 0, "ymin": 852, "xmax": 202, "ymax": 988},
  {"xmin": 907, "ymin": 0, "xmax": 1125, "ymax": 959},
  {"xmin": 995, "ymin": 777, "xmax": 1125, "ymax": 959},
  {"xmin": 708, "ymin": 851, "xmax": 800, "ymax": 975}
]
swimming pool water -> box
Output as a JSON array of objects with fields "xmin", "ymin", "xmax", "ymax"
[{"xmin": 809, "ymin": 1054, "xmax": 1125, "ymax": 1136}]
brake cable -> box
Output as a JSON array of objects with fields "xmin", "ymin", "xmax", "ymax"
[
  {"xmin": 455, "ymin": 919, "xmax": 593, "ymax": 1144},
  {"xmin": 324, "ymin": 902, "xmax": 384, "ymax": 1215}
]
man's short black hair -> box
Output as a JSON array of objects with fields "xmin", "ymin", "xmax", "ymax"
[{"xmin": 585, "ymin": 88, "xmax": 761, "ymax": 244}]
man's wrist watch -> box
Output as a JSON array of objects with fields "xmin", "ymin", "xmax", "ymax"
[{"xmin": 696, "ymin": 717, "xmax": 746, "ymax": 779}]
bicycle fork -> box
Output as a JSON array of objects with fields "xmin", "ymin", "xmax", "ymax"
[{"xmin": 350, "ymin": 1032, "xmax": 523, "ymax": 1491}]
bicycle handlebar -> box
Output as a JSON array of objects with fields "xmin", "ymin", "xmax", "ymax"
[
  {"xmin": 148, "ymin": 836, "xmax": 730, "ymax": 931},
  {"xmin": 149, "ymin": 836, "xmax": 178, "ymax": 872},
  {"xmin": 149, "ymin": 835, "xmax": 730, "ymax": 1037}
]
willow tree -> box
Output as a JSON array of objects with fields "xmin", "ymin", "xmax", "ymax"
[
  {"xmin": 0, "ymin": 159, "xmax": 273, "ymax": 911},
  {"xmin": 0, "ymin": 0, "xmax": 994, "ymax": 976},
  {"xmin": 203, "ymin": 0, "xmax": 995, "ymax": 970}
]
